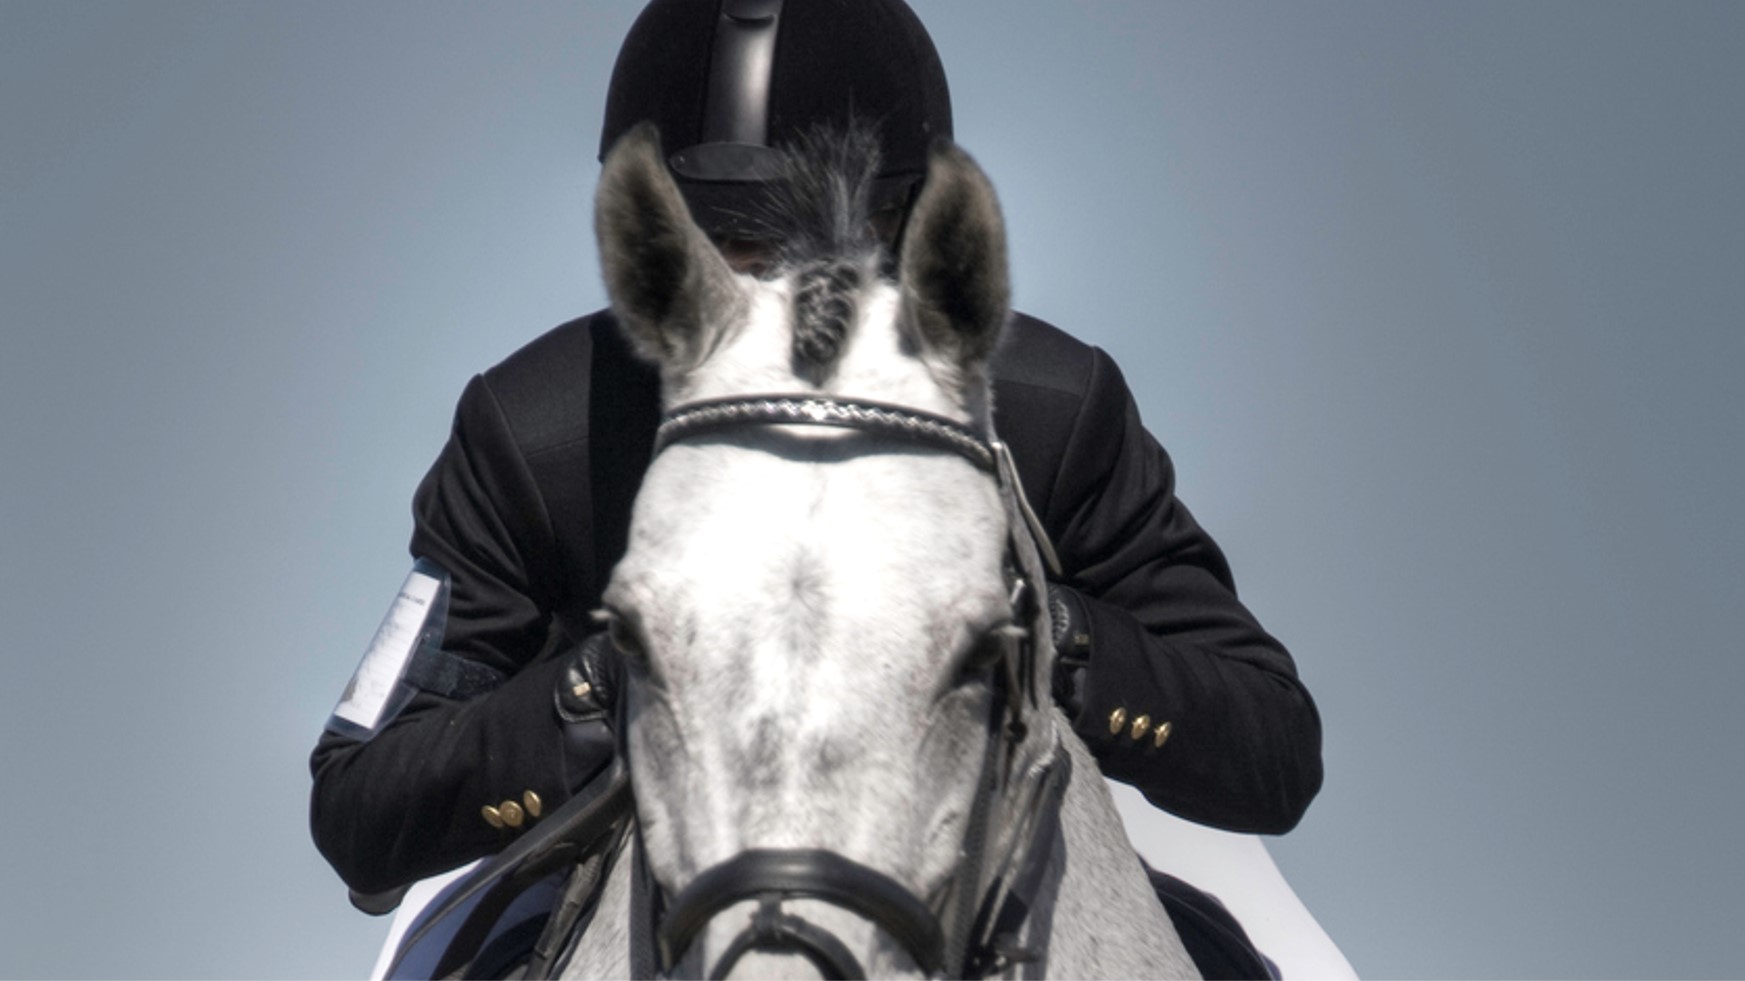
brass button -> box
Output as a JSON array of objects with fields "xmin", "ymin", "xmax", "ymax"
[
  {"xmin": 499, "ymin": 800, "xmax": 525, "ymax": 828},
  {"xmin": 481, "ymin": 804, "xmax": 504, "ymax": 829},
  {"xmin": 1153, "ymin": 720, "xmax": 1174, "ymax": 748},
  {"xmin": 1129, "ymin": 714, "xmax": 1152, "ymax": 741},
  {"xmin": 523, "ymin": 790, "xmax": 543, "ymax": 819},
  {"xmin": 1108, "ymin": 707, "xmax": 1128, "ymax": 735}
]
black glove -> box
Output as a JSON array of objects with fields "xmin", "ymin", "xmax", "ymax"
[
  {"xmin": 554, "ymin": 631, "xmax": 623, "ymax": 791},
  {"xmin": 1048, "ymin": 583, "xmax": 1092, "ymax": 721},
  {"xmin": 555, "ymin": 630, "xmax": 623, "ymax": 723}
]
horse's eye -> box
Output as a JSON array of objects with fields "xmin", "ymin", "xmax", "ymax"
[
  {"xmin": 610, "ymin": 618, "xmax": 647, "ymax": 663},
  {"xmin": 596, "ymin": 607, "xmax": 650, "ymax": 672},
  {"xmin": 955, "ymin": 624, "xmax": 1014, "ymax": 686}
]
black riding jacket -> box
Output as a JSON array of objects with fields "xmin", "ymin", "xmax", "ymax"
[{"xmin": 309, "ymin": 310, "xmax": 1324, "ymax": 895}]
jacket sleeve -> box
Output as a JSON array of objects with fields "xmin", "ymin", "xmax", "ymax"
[
  {"xmin": 1047, "ymin": 349, "xmax": 1323, "ymax": 834},
  {"xmin": 309, "ymin": 375, "xmax": 595, "ymax": 895}
]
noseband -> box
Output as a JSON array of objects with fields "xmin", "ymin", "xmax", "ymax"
[
  {"xmin": 641, "ymin": 394, "xmax": 1068, "ymax": 979},
  {"xmin": 659, "ymin": 849, "xmax": 941, "ymax": 979}
]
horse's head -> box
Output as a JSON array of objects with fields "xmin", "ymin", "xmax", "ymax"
[{"xmin": 595, "ymin": 122, "xmax": 1054, "ymax": 978}]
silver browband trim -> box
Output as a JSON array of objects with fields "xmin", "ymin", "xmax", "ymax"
[{"xmin": 654, "ymin": 395, "xmax": 997, "ymax": 473}]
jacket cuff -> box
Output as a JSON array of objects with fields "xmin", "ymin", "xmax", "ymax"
[
  {"xmin": 461, "ymin": 653, "xmax": 578, "ymax": 839},
  {"xmin": 1065, "ymin": 591, "xmax": 1184, "ymax": 766},
  {"xmin": 1061, "ymin": 590, "xmax": 1323, "ymax": 834}
]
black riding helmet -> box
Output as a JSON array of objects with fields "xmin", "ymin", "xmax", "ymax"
[{"xmin": 600, "ymin": 0, "xmax": 952, "ymax": 241}]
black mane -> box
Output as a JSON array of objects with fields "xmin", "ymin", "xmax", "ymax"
[{"xmin": 759, "ymin": 120, "xmax": 883, "ymax": 267}]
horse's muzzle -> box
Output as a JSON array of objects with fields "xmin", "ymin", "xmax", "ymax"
[{"xmin": 657, "ymin": 849, "xmax": 944, "ymax": 979}]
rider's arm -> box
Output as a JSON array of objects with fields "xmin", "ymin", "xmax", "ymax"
[
  {"xmin": 997, "ymin": 319, "xmax": 1323, "ymax": 835},
  {"xmin": 309, "ymin": 374, "xmax": 605, "ymax": 895}
]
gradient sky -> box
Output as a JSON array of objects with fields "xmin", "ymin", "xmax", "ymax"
[{"xmin": 2, "ymin": 2, "xmax": 1741, "ymax": 977}]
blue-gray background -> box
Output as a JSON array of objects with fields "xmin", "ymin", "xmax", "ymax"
[{"xmin": 3, "ymin": 2, "xmax": 1740, "ymax": 977}]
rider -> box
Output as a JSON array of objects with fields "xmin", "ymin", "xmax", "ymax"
[{"xmin": 311, "ymin": 0, "xmax": 1322, "ymax": 971}]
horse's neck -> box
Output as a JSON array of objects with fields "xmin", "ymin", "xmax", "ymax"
[
  {"xmin": 1021, "ymin": 713, "xmax": 1202, "ymax": 980},
  {"xmin": 559, "ymin": 837, "xmax": 636, "ymax": 979}
]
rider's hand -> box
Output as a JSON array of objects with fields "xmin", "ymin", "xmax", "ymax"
[
  {"xmin": 556, "ymin": 630, "xmax": 623, "ymax": 724},
  {"xmin": 554, "ymin": 631, "xmax": 623, "ymax": 790},
  {"xmin": 1048, "ymin": 583, "xmax": 1092, "ymax": 721}
]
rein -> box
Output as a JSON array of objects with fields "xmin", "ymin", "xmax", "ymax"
[{"xmin": 640, "ymin": 393, "xmax": 1068, "ymax": 979}]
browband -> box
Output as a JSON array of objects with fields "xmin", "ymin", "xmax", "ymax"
[{"xmin": 655, "ymin": 394, "xmax": 996, "ymax": 473}]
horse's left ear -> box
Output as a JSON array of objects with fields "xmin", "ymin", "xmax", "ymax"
[
  {"xmin": 899, "ymin": 141, "xmax": 1011, "ymax": 370},
  {"xmin": 595, "ymin": 122, "xmax": 743, "ymax": 371}
]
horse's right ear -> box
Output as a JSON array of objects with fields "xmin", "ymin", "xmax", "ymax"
[{"xmin": 595, "ymin": 123, "xmax": 743, "ymax": 370}]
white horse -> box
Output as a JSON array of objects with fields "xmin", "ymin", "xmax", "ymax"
[{"xmin": 373, "ymin": 123, "xmax": 1353, "ymax": 980}]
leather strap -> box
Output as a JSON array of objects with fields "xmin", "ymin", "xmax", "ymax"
[
  {"xmin": 962, "ymin": 747, "xmax": 1071, "ymax": 978},
  {"xmin": 384, "ymin": 762, "xmax": 633, "ymax": 979},
  {"xmin": 658, "ymin": 849, "xmax": 945, "ymax": 976},
  {"xmin": 656, "ymin": 395, "xmax": 996, "ymax": 473},
  {"xmin": 709, "ymin": 897, "xmax": 864, "ymax": 980}
]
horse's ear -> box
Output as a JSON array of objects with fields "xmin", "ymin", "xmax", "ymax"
[
  {"xmin": 898, "ymin": 141, "xmax": 1010, "ymax": 370},
  {"xmin": 595, "ymin": 122, "xmax": 743, "ymax": 370}
]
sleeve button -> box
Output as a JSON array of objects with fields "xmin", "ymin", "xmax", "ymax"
[
  {"xmin": 523, "ymin": 790, "xmax": 543, "ymax": 819},
  {"xmin": 1107, "ymin": 707, "xmax": 1128, "ymax": 735},
  {"xmin": 499, "ymin": 800, "xmax": 525, "ymax": 828},
  {"xmin": 1153, "ymin": 720, "xmax": 1174, "ymax": 748},
  {"xmin": 1129, "ymin": 714, "xmax": 1152, "ymax": 741},
  {"xmin": 481, "ymin": 804, "xmax": 504, "ymax": 829}
]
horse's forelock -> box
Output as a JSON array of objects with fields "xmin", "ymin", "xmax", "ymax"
[{"xmin": 790, "ymin": 258, "xmax": 863, "ymax": 375}]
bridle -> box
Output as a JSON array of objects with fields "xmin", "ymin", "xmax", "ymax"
[{"xmin": 641, "ymin": 393, "xmax": 1071, "ymax": 980}]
